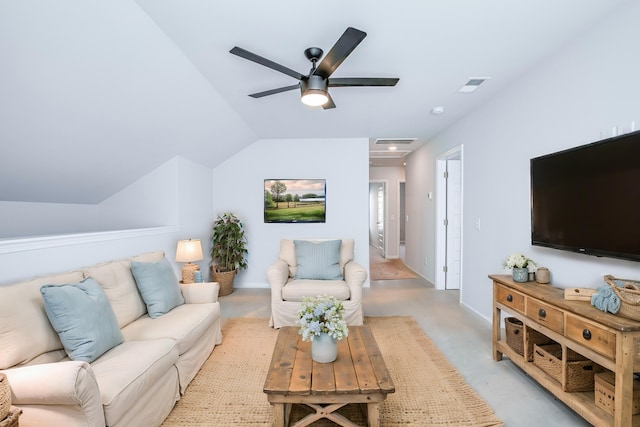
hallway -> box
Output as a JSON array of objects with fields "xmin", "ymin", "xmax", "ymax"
[{"xmin": 369, "ymin": 244, "xmax": 416, "ymax": 281}]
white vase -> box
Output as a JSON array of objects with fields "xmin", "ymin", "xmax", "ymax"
[{"xmin": 311, "ymin": 332, "xmax": 338, "ymax": 363}]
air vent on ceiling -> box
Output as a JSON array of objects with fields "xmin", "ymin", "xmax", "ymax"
[
  {"xmin": 459, "ymin": 77, "xmax": 491, "ymax": 93},
  {"xmin": 374, "ymin": 138, "xmax": 416, "ymax": 145},
  {"xmin": 369, "ymin": 150, "xmax": 411, "ymax": 159}
]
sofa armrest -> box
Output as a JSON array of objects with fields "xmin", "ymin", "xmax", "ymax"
[
  {"xmin": 267, "ymin": 260, "xmax": 289, "ymax": 303},
  {"xmin": 180, "ymin": 282, "xmax": 220, "ymax": 304},
  {"xmin": 2, "ymin": 361, "xmax": 105, "ymax": 425},
  {"xmin": 344, "ymin": 261, "xmax": 367, "ymax": 304}
]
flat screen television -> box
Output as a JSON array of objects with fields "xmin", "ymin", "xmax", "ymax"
[{"xmin": 530, "ymin": 130, "xmax": 640, "ymax": 262}]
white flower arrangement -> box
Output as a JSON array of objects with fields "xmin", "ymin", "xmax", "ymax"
[
  {"xmin": 296, "ymin": 295, "xmax": 349, "ymax": 342},
  {"xmin": 504, "ymin": 253, "xmax": 536, "ymax": 271}
]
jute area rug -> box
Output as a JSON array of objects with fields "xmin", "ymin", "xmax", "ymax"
[{"xmin": 162, "ymin": 316, "xmax": 502, "ymax": 426}]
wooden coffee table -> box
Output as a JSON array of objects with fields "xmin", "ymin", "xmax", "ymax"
[{"xmin": 264, "ymin": 325, "xmax": 395, "ymax": 427}]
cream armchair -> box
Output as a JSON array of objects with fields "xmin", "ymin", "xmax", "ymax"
[{"xmin": 267, "ymin": 239, "xmax": 367, "ymax": 328}]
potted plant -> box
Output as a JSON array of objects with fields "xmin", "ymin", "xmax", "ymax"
[
  {"xmin": 504, "ymin": 253, "xmax": 535, "ymax": 283},
  {"xmin": 297, "ymin": 295, "xmax": 348, "ymax": 363},
  {"xmin": 210, "ymin": 212, "xmax": 248, "ymax": 296}
]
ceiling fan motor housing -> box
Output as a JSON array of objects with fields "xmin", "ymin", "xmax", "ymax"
[{"xmin": 301, "ymin": 74, "xmax": 328, "ymax": 93}]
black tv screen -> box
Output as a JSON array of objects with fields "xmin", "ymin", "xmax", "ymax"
[{"xmin": 530, "ymin": 130, "xmax": 640, "ymax": 262}]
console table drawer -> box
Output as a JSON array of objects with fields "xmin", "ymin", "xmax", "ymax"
[
  {"xmin": 566, "ymin": 315, "xmax": 616, "ymax": 359},
  {"xmin": 526, "ymin": 299, "xmax": 563, "ymax": 334},
  {"xmin": 496, "ymin": 284, "xmax": 524, "ymax": 313}
]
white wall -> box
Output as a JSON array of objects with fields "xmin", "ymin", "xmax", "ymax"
[
  {"xmin": 0, "ymin": 158, "xmax": 178, "ymax": 238},
  {"xmin": 369, "ymin": 166, "xmax": 406, "ymax": 259},
  {"xmin": 0, "ymin": 156, "xmax": 214, "ymax": 284},
  {"xmin": 405, "ymin": 144, "xmax": 437, "ymax": 283},
  {"xmin": 211, "ymin": 138, "xmax": 370, "ymax": 288},
  {"xmin": 405, "ymin": 0, "xmax": 640, "ymax": 321}
]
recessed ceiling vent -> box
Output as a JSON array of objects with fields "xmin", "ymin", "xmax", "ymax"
[
  {"xmin": 369, "ymin": 150, "xmax": 411, "ymax": 159},
  {"xmin": 374, "ymin": 138, "xmax": 416, "ymax": 145},
  {"xmin": 459, "ymin": 77, "xmax": 490, "ymax": 93}
]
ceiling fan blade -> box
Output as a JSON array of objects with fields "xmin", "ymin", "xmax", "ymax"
[
  {"xmin": 313, "ymin": 27, "xmax": 367, "ymax": 79},
  {"xmin": 322, "ymin": 93, "xmax": 336, "ymax": 110},
  {"xmin": 329, "ymin": 77, "xmax": 399, "ymax": 87},
  {"xmin": 230, "ymin": 47, "xmax": 305, "ymax": 81},
  {"xmin": 249, "ymin": 84, "xmax": 300, "ymax": 98}
]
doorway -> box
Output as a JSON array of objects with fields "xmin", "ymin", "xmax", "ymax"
[
  {"xmin": 399, "ymin": 181, "xmax": 406, "ymax": 262},
  {"xmin": 435, "ymin": 146, "xmax": 463, "ymax": 290},
  {"xmin": 368, "ymin": 181, "xmax": 386, "ymax": 257}
]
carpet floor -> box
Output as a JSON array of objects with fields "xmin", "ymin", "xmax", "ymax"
[{"xmin": 162, "ymin": 317, "xmax": 502, "ymax": 426}]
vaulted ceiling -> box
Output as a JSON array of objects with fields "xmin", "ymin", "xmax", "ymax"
[{"xmin": 0, "ymin": 0, "xmax": 628, "ymax": 203}]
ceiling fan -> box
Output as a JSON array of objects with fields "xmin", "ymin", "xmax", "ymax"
[{"xmin": 230, "ymin": 27, "xmax": 399, "ymax": 109}]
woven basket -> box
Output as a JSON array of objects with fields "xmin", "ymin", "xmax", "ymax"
[
  {"xmin": 0, "ymin": 374, "xmax": 10, "ymax": 421},
  {"xmin": 211, "ymin": 268, "xmax": 236, "ymax": 296},
  {"xmin": 504, "ymin": 317, "xmax": 554, "ymax": 361},
  {"xmin": 0, "ymin": 408, "xmax": 21, "ymax": 427},
  {"xmin": 533, "ymin": 343, "xmax": 604, "ymax": 392},
  {"xmin": 604, "ymin": 275, "xmax": 640, "ymax": 321}
]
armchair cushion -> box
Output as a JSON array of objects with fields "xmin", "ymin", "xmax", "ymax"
[
  {"xmin": 293, "ymin": 239, "xmax": 342, "ymax": 280},
  {"xmin": 281, "ymin": 280, "xmax": 350, "ymax": 302},
  {"xmin": 280, "ymin": 239, "xmax": 355, "ymax": 278}
]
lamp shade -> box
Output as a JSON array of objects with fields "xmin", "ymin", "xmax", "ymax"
[{"xmin": 176, "ymin": 239, "xmax": 203, "ymax": 263}]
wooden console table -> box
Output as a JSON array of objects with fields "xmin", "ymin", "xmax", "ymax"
[{"xmin": 491, "ymin": 274, "xmax": 640, "ymax": 427}]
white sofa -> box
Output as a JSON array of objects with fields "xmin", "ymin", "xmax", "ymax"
[
  {"xmin": 267, "ymin": 239, "xmax": 367, "ymax": 328},
  {"xmin": 0, "ymin": 251, "xmax": 222, "ymax": 427}
]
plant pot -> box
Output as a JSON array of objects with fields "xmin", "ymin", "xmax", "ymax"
[
  {"xmin": 311, "ymin": 332, "xmax": 338, "ymax": 363},
  {"xmin": 512, "ymin": 267, "xmax": 529, "ymax": 283},
  {"xmin": 210, "ymin": 268, "xmax": 236, "ymax": 296}
]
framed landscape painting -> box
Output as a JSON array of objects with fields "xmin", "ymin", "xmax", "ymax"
[{"xmin": 264, "ymin": 179, "xmax": 326, "ymax": 223}]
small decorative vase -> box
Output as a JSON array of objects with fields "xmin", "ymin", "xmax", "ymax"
[
  {"xmin": 536, "ymin": 267, "xmax": 550, "ymax": 284},
  {"xmin": 311, "ymin": 332, "xmax": 338, "ymax": 363},
  {"xmin": 512, "ymin": 268, "xmax": 529, "ymax": 283}
]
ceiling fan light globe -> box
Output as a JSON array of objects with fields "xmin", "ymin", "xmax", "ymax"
[{"xmin": 301, "ymin": 90, "xmax": 329, "ymax": 106}]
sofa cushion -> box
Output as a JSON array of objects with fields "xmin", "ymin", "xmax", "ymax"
[
  {"xmin": 281, "ymin": 279, "xmax": 351, "ymax": 302},
  {"xmin": 121, "ymin": 302, "xmax": 220, "ymax": 355},
  {"xmin": 0, "ymin": 271, "xmax": 83, "ymax": 369},
  {"xmin": 131, "ymin": 258, "xmax": 185, "ymax": 318},
  {"xmin": 129, "ymin": 251, "xmax": 165, "ymax": 264},
  {"xmin": 294, "ymin": 239, "xmax": 342, "ymax": 280},
  {"xmin": 40, "ymin": 278, "xmax": 124, "ymax": 363},
  {"xmin": 91, "ymin": 338, "xmax": 179, "ymax": 427},
  {"xmin": 83, "ymin": 259, "xmax": 147, "ymax": 329}
]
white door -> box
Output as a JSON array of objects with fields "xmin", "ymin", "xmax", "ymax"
[
  {"xmin": 445, "ymin": 160, "xmax": 462, "ymax": 290},
  {"xmin": 435, "ymin": 146, "xmax": 464, "ymax": 291},
  {"xmin": 376, "ymin": 183, "xmax": 385, "ymax": 257}
]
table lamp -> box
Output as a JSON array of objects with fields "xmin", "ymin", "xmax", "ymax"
[{"xmin": 175, "ymin": 239, "xmax": 203, "ymax": 284}]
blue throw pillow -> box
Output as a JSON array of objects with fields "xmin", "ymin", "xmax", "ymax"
[
  {"xmin": 40, "ymin": 278, "xmax": 123, "ymax": 363},
  {"xmin": 294, "ymin": 240, "xmax": 343, "ymax": 280},
  {"xmin": 131, "ymin": 258, "xmax": 185, "ymax": 318}
]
